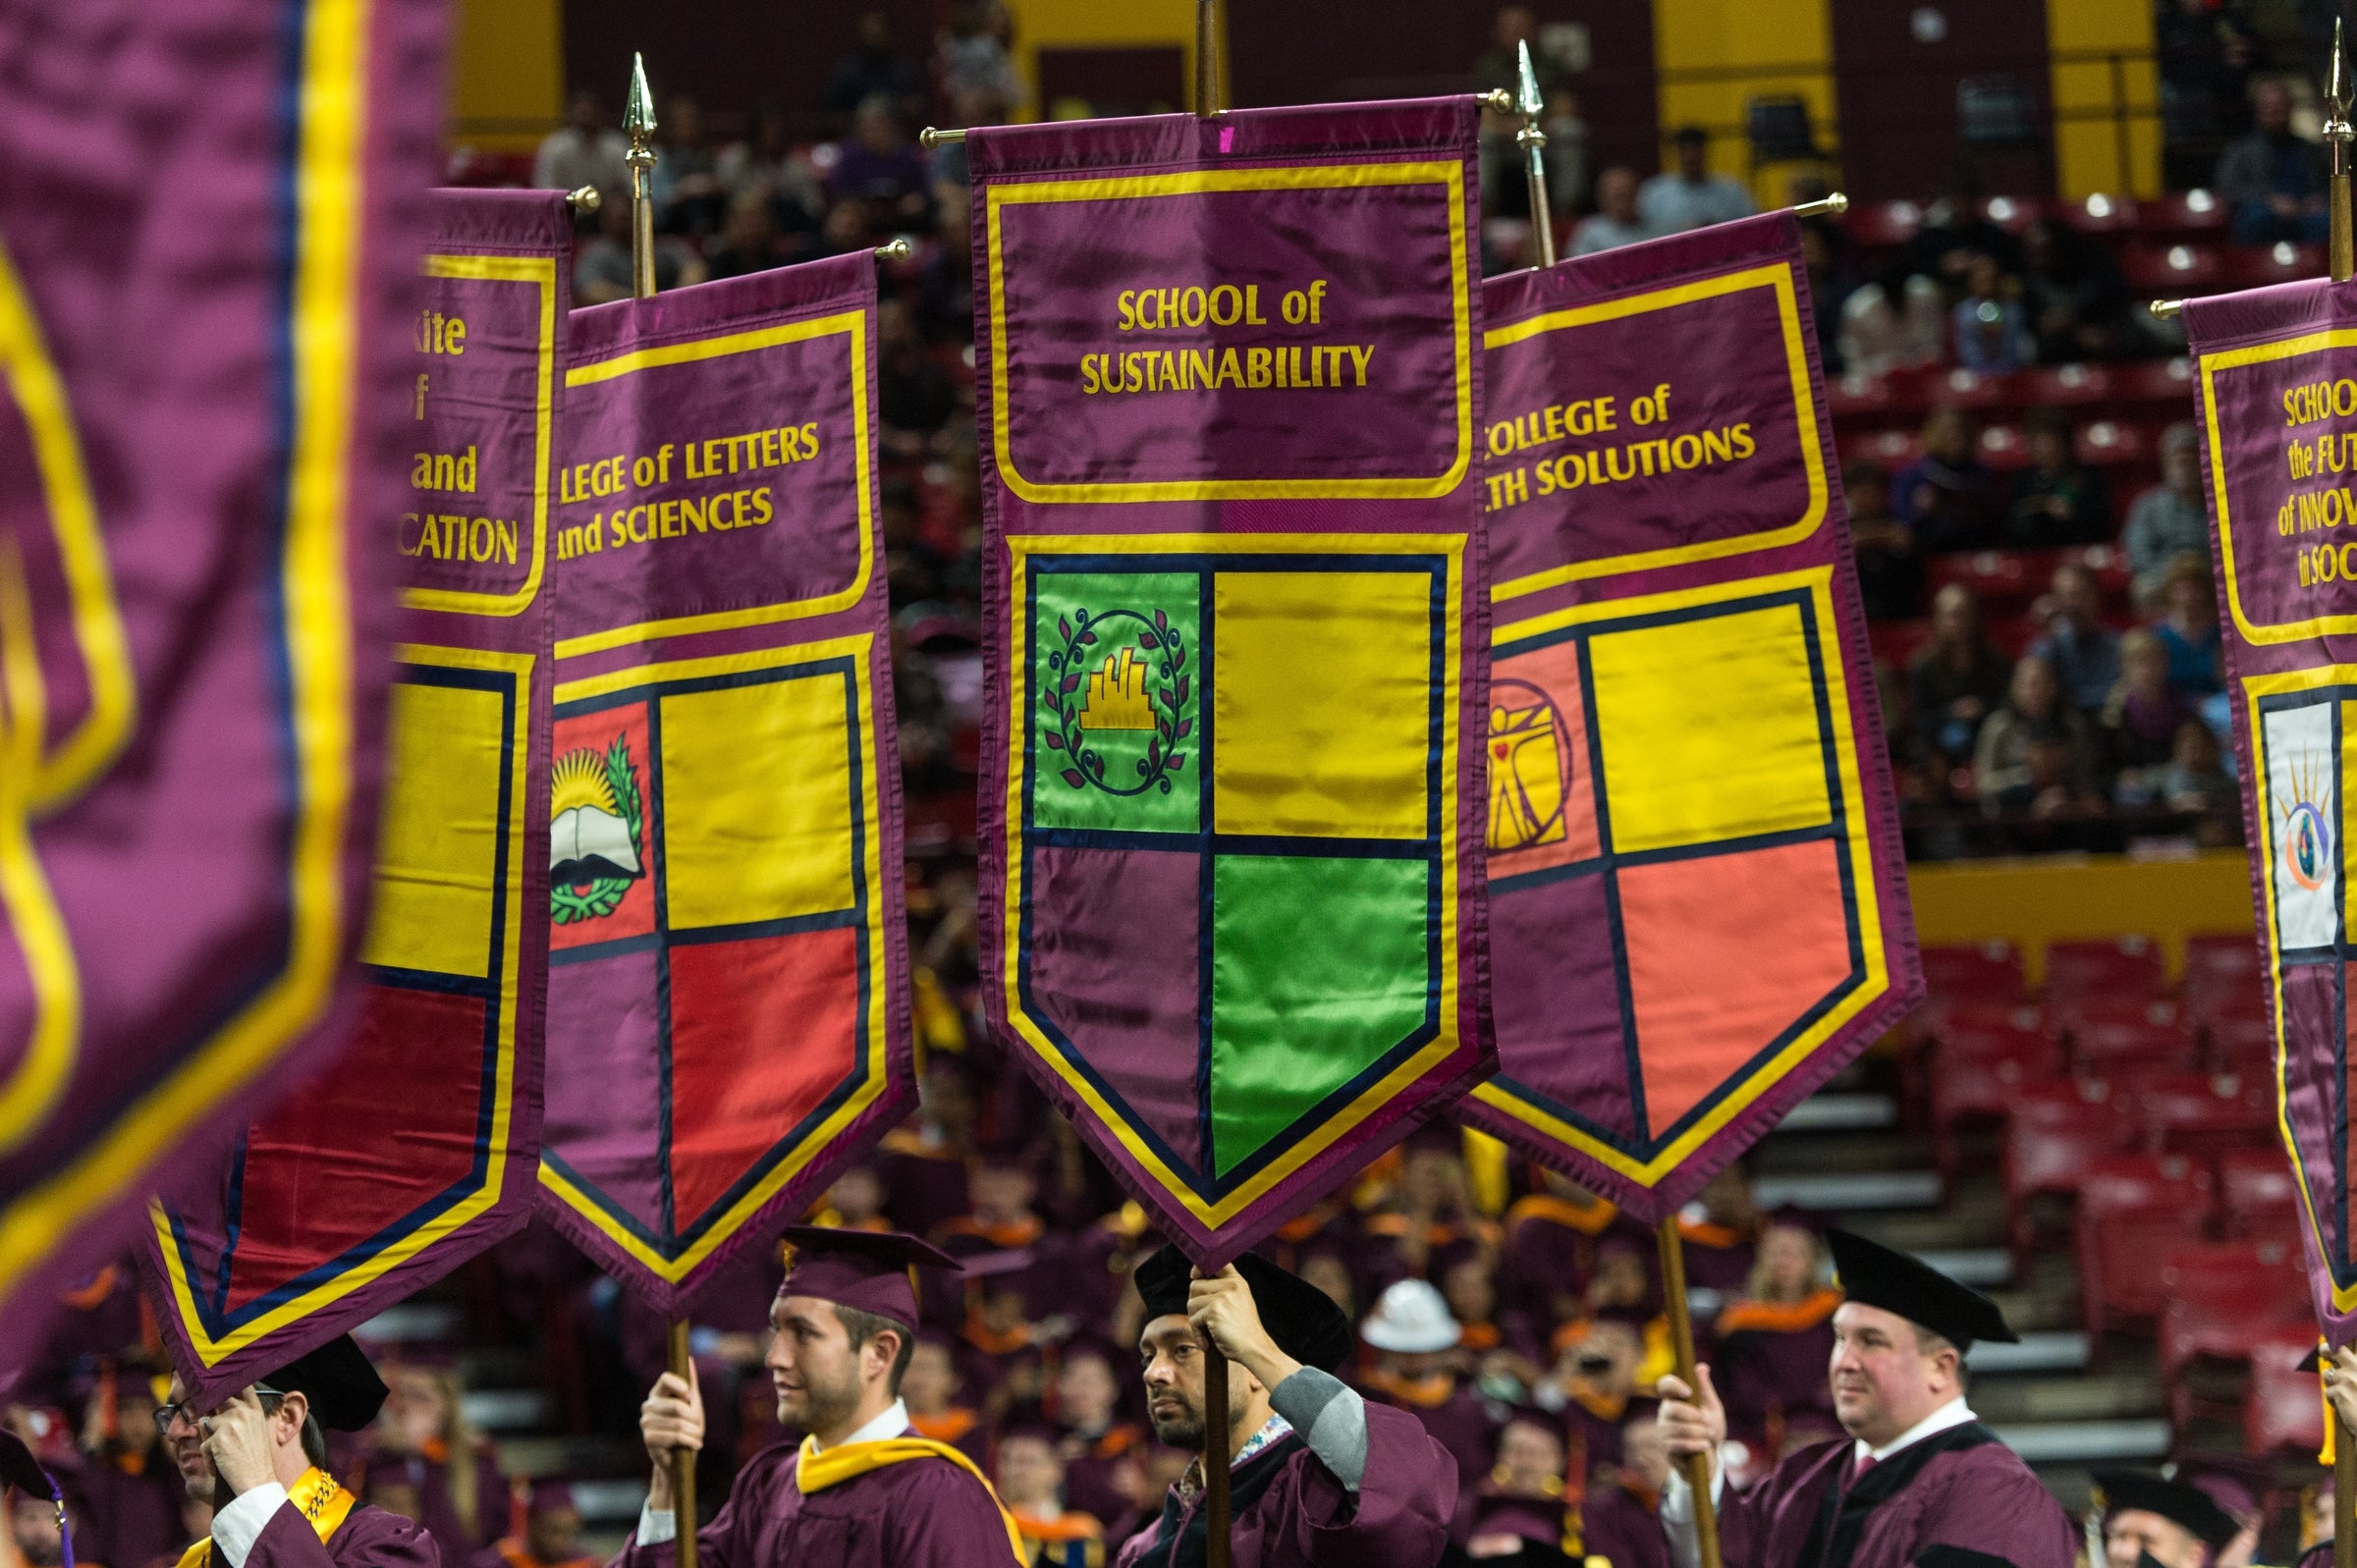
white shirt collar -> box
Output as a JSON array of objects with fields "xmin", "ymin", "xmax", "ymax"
[
  {"xmin": 813, "ymin": 1398, "xmax": 911, "ymax": 1453},
  {"xmin": 1856, "ymin": 1395, "xmax": 1975, "ymax": 1464}
]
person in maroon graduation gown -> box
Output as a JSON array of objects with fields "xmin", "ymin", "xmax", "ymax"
[
  {"xmin": 162, "ymin": 1335, "xmax": 441, "ymax": 1568},
  {"xmin": 2092, "ymin": 1471, "xmax": 2239, "ymax": 1568},
  {"xmin": 620, "ymin": 1227, "xmax": 1025, "ymax": 1568},
  {"xmin": 1655, "ymin": 1228, "xmax": 2073, "ymax": 1568},
  {"xmin": 1115, "ymin": 1245, "xmax": 1459, "ymax": 1568}
]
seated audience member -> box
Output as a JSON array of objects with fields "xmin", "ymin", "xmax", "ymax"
[
  {"xmin": 1582, "ymin": 1412, "xmax": 1672, "ymax": 1568},
  {"xmin": 1570, "ymin": 166, "xmax": 1651, "ymax": 257},
  {"xmin": 877, "ymin": 1058, "xmax": 976, "ymax": 1237},
  {"xmin": 649, "ymin": 95, "xmax": 725, "ymax": 239},
  {"xmin": 7, "ymin": 1484, "xmax": 92, "ymax": 1568},
  {"xmin": 1637, "ymin": 126, "xmax": 1754, "ymax": 235},
  {"xmin": 2152, "ymin": 555, "xmax": 2223, "ymax": 697},
  {"xmin": 1975, "ymin": 654, "xmax": 2100, "ymax": 815},
  {"xmin": 1537, "ymin": 1317, "xmax": 1650, "ymax": 1485},
  {"xmin": 2174, "ymin": 1457, "xmax": 2268, "ymax": 1568},
  {"xmin": 483, "ymin": 1481, "xmax": 597, "ymax": 1568},
  {"xmin": 812, "ymin": 1162, "xmax": 892, "ymax": 1233},
  {"xmin": 2156, "ymin": 720, "xmax": 2237, "ymax": 816},
  {"xmin": 829, "ymin": 93, "xmax": 931, "ymax": 225},
  {"xmin": 1907, "ymin": 584, "xmax": 2013, "ymax": 775},
  {"xmin": 702, "ymin": 191, "xmax": 782, "ymax": 281},
  {"xmin": 1951, "ymin": 251, "xmax": 2032, "ymax": 374},
  {"xmin": 1845, "ymin": 461, "xmax": 1922, "ymax": 621},
  {"xmin": 1358, "ymin": 1278, "xmax": 1495, "ymax": 1488},
  {"xmin": 1453, "ymin": 1413, "xmax": 1580, "ymax": 1563},
  {"xmin": 1892, "ymin": 407, "xmax": 2001, "ymax": 553},
  {"xmin": 2124, "ymin": 425, "xmax": 2210, "ymax": 611},
  {"xmin": 2097, "ymin": 1470, "xmax": 2242, "ymax": 1568},
  {"xmin": 2019, "ymin": 215, "xmax": 2135, "ymax": 362},
  {"xmin": 1673, "ymin": 1166, "xmax": 1761, "ymax": 1308},
  {"xmin": 1800, "ymin": 218, "xmax": 1860, "ymax": 373},
  {"xmin": 372, "ymin": 1356, "xmax": 505, "ymax": 1562},
  {"xmin": 1296, "ymin": 1239, "xmax": 1359, "ymax": 1324},
  {"xmin": 1364, "ymin": 1126, "xmax": 1498, "ymax": 1298},
  {"xmin": 900, "ymin": 1333, "xmax": 988, "ymax": 1466},
  {"xmin": 2218, "ymin": 79, "xmax": 2330, "ymax": 245},
  {"xmin": 77, "ymin": 1364, "xmax": 187, "ymax": 1568},
  {"xmin": 2027, "ymin": 560, "xmax": 2120, "ymax": 711},
  {"xmin": 1711, "ymin": 1218, "xmax": 1840, "ymax": 1460},
  {"xmin": 877, "ymin": 297, "xmax": 959, "ymax": 459},
  {"xmin": 2007, "ymin": 410, "xmax": 2113, "ymax": 548},
  {"xmin": 1053, "ymin": 1339, "xmax": 1142, "ymax": 1530},
  {"xmin": 996, "ymin": 1422, "xmax": 1103, "ymax": 1568},
  {"xmin": 534, "ymin": 88, "xmax": 630, "ymax": 203},
  {"xmin": 1499, "ymin": 1171, "xmax": 1624, "ymax": 1353},
  {"xmin": 2103, "ymin": 628, "xmax": 2198, "ymax": 803}
]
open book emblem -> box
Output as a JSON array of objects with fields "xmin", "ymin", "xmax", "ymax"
[{"xmin": 549, "ymin": 735, "xmax": 644, "ymax": 923}]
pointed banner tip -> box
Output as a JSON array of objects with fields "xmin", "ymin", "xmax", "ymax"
[
  {"xmin": 1515, "ymin": 38, "xmax": 1544, "ymax": 119},
  {"xmin": 626, "ymin": 52, "xmax": 656, "ymax": 139}
]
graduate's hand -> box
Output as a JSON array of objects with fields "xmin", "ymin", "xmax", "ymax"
[
  {"xmin": 1190, "ymin": 1266, "xmax": 1302, "ymax": 1395},
  {"xmin": 640, "ymin": 1365, "xmax": 704, "ymax": 1510},
  {"xmin": 1655, "ymin": 1364, "xmax": 1726, "ymax": 1471},
  {"xmin": 2326, "ymin": 1345, "xmax": 2357, "ymax": 1435},
  {"xmin": 200, "ymin": 1390, "xmax": 279, "ymax": 1498}
]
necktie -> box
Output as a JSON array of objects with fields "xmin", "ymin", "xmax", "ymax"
[{"xmin": 1851, "ymin": 1451, "xmax": 1878, "ymax": 1487}]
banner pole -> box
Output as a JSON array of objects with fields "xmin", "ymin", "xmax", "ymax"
[
  {"xmin": 1514, "ymin": 40, "xmax": 1555, "ymax": 270},
  {"xmin": 2328, "ymin": 19, "xmax": 2352, "ymax": 284},
  {"xmin": 1202, "ymin": 1333, "xmax": 1233, "ymax": 1568},
  {"xmin": 667, "ymin": 1319, "xmax": 698, "ymax": 1568},
  {"xmin": 1657, "ymin": 1217, "xmax": 1724, "ymax": 1568},
  {"xmin": 1194, "ymin": 0, "xmax": 1218, "ymax": 117},
  {"xmin": 625, "ymin": 53, "xmax": 657, "ymax": 300}
]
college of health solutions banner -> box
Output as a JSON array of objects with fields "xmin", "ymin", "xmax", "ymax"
[
  {"xmin": 1464, "ymin": 214, "xmax": 1920, "ymax": 1218},
  {"xmin": 145, "ymin": 191, "xmax": 560, "ymax": 1400},
  {"xmin": 971, "ymin": 101, "xmax": 1497, "ymax": 1265},
  {"xmin": 0, "ymin": 0, "xmax": 439, "ymax": 1373},
  {"xmin": 2185, "ymin": 279, "xmax": 2357, "ymax": 1340},
  {"xmin": 535, "ymin": 253, "xmax": 913, "ymax": 1314}
]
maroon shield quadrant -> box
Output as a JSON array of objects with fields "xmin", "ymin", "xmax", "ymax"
[
  {"xmin": 2185, "ymin": 278, "xmax": 2357, "ymax": 1342},
  {"xmin": 0, "ymin": 0, "xmax": 441, "ymax": 1375},
  {"xmin": 970, "ymin": 102, "xmax": 1497, "ymax": 1269},
  {"xmin": 143, "ymin": 191, "xmax": 561, "ymax": 1403},
  {"xmin": 535, "ymin": 253, "xmax": 915, "ymax": 1317},
  {"xmin": 1464, "ymin": 214, "xmax": 1922, "ymax": 1222}
]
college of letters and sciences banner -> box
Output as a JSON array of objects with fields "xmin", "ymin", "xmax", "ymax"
[
  {"xmin": 2184, "ymin": 279, "xmax": 2357, "ymax": 1340},
  {"xmin": 1464, "ymin": 213, "xmax": 1920, "ymax": 1220},
  {"xmin": 970, "ymin": 101, "xmax": 1497, "ymax": 1267},
  {"xmin": 535, "ymin": 253, "xmax": 913, "ymax": 1317},
  {"xmin": 145, "ymin": 191, "xmax": 559, "ymax": 1401},
  {"xmin": 0, "ymin": 0, "xmax": 439, "ymax": 1375}
]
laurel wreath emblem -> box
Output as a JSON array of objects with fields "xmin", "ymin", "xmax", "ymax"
[{"xmin": 1043, "ymin": 607, "xmax": 1191, "ymax": 796}]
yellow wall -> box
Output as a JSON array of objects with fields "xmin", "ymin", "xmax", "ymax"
[
  {"xmin": 1000, "ymin": 0, "xmax": 1216, "ymax": 119},
  {"xmin": 2048, "ymin": 0, "xmax": 2162, "ymax": 198},
  {"xmin": 1649, "ymin": 0, "xmax": 1838, "ymax": 208},
  {"xmin": 1907, "ymin": 850, "xmax": 2253, "ymax": 986},
  {"xmin": 448, "ymin": 0, "xmax": 564, "ymax": 151}
]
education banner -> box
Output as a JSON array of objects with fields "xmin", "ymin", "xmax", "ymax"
[
  {"xmin": 0, "ymin": 0, "xmax": 438, "ymax": 1376},
  {"xmin": 1465, "ymin": 213, "xmax": 1920, "ymax": 1220},
  {"xmin": 535, "ymin": 252, "xmax": 913, "ymax": 1316},
  {"xmin": 970, "ymin": 101, "xmax": 1497, "ymax": 1267},
  {"xmin": 2184, "ymin": 278, "xmax": 2357, "ymax": 1340},
  {"xmin": 145, "ymin": 190, "xmax": 560, "ymax": 1401}
]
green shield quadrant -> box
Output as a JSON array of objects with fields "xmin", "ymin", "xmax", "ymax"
[
  {"xmin": 1031, "ymin": 570, "xmax": 1200, "ymax": 835},
  {"xmin": 1209, "ymin": 853, "xmax": 1432, "ymax": 1174}
]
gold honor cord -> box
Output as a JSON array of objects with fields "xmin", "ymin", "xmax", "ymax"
[{"xmin": 0, "ymin": 532, "xmax": 82, "ymax": 1153}]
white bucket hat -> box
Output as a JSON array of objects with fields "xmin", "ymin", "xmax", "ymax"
[{"xmin": 1360, "ymin": 1277, "xmax": 1461, "ymax": 1354}]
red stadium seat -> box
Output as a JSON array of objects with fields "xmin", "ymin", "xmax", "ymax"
[
  {"xmin": 2121, "ymin": 242, "xmax": 2225, "ymax": 292},
  {"xmin": 2076, "ymin": 419, "xmax": 2153, "ymax": 470},
  {"xmin": 1932, "ymin": 1008, "xmax": 2062, "ymax": 1174},
  {"xmin": 2062, "ymin": 192, "xmax": 2142, "ymax": 235},
  {"xmin": 2006, "ymin": 1078, "xmax": 2135, "ymax": 1254},
  {"xmin": 1848, "ymin": 428, "xmax": 1919, "ymax": 469},
  {"xmin": 2220, "ymin": 1148, "xmax": 2305, "ymax": 1247},
  {"xmin": 1868, "ymin": 617, "xmax": 1932, "ymax": 666},
  {"xmin": 2107, "ymin": 357, "xmax": 2197, "ymax": 410},
  {"xmin": 2227, "ymin": 243, "xmax": 2326, "ymax": 289},
  {"xmin": 1927, "ymin": 552, "xmax": 2040, "ymax": 615},
  {"xmin": 1920, "ymin": 942, "xmax": 2027, "ymax": 1003},
  {"xmin": 1928, "ymin": 367, "xmax": 2007, "ymax": 411},
  {"xmin": 2201, "ymin": 1007, "xmax": 2275, "ymax": 1076},
  {"xmin": 1828, "ymin": 371, "xmax": 1899, "ymax": 426},
  {"xmin": 2162, "ymin": 1240, "xmax": 2308, "ymax": 1427},
  {"xmin": 2139, "ymin": 189, "xmax": 2229, "ymax": 239},
  {"xmin": 2010, "ymin": 362, "xmax": 2113, "ymax": 408},
  {"xmin": 2075, "ymin": 1153, "xmax": 2215, "ymax": 1334},
  {"xmin": 2247, "ymin": 1327, "xmax": 2328, "ymax": 1454},
  {"xmin": 1845, "ymin": 199, "xmax": 1923, "ymax": 249},
  {"xmin": 2044, "ymin": 935, "xmax": 2167, "ymax": 1004},
  {"xmin": 2124, "ymin": 1069, "xmax": 2273, "ymax": 1160},
  {"xmin": 2183, "ymin": 933, "xmax": 2265, "ymax": 1010},
  {"xmin": 2056, "ymin": 997, "xmax": 2196, "ymax": 1075},
  {"xmin": 1979, "ymin": 423, "xmax": 2029, "ymax": 471},
  {"xmin": 1978, "ymin": 195, "xmax": 2038, "ymax": 234}
]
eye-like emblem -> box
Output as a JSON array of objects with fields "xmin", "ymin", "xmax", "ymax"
[{"xmin": 2278, "ymin": 753, "xmax": 2333, "ymax": 892}]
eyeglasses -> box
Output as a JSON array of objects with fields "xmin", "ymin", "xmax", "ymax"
[{"xmin": 152, "ymin": 1387, "xmax": 285, "ymax": 1437}]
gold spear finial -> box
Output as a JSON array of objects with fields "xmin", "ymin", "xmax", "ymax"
[
  {"xmin": 1515, "ymin": 39, "xmax": 1555, "ymax": 269},
  {"xmin": 2332, "ymin": 17, "xmax": 2350, "ymax": 126},
  {"xmin": 1515, "ymin": 37, "xmax": 1545, "ymax": 122},
  {"xmin": 625, "ymin": 53, "xmax": 657, "ymax": 299}
]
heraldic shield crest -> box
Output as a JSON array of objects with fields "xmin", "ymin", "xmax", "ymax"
[{"xmin": 996, "ymin": 535, "xmax": 1481, "ymax": 1259}]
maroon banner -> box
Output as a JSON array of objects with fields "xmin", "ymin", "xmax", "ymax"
[
  {"xmin": 0, "ymin": 0, "xmax": 438, "ymax": 1377},
  {"xmin": 2184, "ymin": 277, "xmax": 2357, "ymax": 1341},
  {"xmin": 535, "ymin": 252, "xmax": 914, "ymax": 1317},
  {"xmin": 970, "ymin": 102, "xmax": 1497, "ymax": 1268},
  {"xmin": 144, "ymin": 190, "xmax": 560, "ymax": 1401},
  {"xmin": 1464, "ymin": 214, "xmax": 1921, "ymax": 1221}
]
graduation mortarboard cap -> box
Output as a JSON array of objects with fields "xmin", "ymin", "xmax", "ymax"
[
  {"xmin": 0, "ymin": 1427, "xmax": 57, "ymax": 1501},
  {"xmin": 2093, "ymin": 1469, "xmax": 2241, "ymax": 1550},
  {"xmin": 1826, "ymin": 1227, "xmax": 2016, "ymax": 1350},
  {"xmin": 263, "ymin": 1333, "xmax": 389, "ymax": 1432},
  {"xmin": 1133, "ymin": 1245, "xmax": 1356, "ymax": 1374},
  {"xmin": 778, "ymin": 1225, "xmax": 963, "ymax": 1329}
]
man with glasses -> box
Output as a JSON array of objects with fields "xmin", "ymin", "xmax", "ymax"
[{"xmin": 159, "ymin": 1334, "xmax": 439, "ymax": 1567}]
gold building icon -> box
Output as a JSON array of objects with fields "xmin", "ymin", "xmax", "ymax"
[{"xmin": 1080, "ymin": 646, "xmax": 1157, "ymax": 730}]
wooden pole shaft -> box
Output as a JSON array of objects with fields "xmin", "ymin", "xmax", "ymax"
[
  {"xmin": 668, "ymin": 1319, "xmax": 698, "ymax": 1568},
  {"xmin": 1194, "ymin": 0, "xmax": 1217, "ymax": 117},
  {"xmin": 2334, "ymin": 170, "xmax": 2353, "ymax": 285},
  {"xmin": 2335, "ymin": 1397, "xmax": 2353, "ymax": 1568},
  {"xmin": 1657, "ymin": 1217, "xmax": 1724, "ymax": 1568},
  {"xmin": 1203, "ymin": 1340, "xmax": 1233, "ymax": 1568}
]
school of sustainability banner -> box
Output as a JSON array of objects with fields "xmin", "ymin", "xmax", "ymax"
[
  {"xmin": 536, "ymin": 253, "xmax": 913, "ymax": 1316},
  {"xmin": 970, "ymin": 101, "xmax": 1497, "ymax": 1266},
  {"xmin": 2186, "ymin": 278, "xmax": 2357, "ymax": 1342},
  {"xmin": 0, "ymin": 0, "xmax": 439, "ymax": 1375},
  {"xmin": 145, "ymin": 191, "xmax": 560, "ymax": 1400},
  {"xmin": 1466, "ymin": 213, "xmax": 1920, "ymax": 1219}
]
